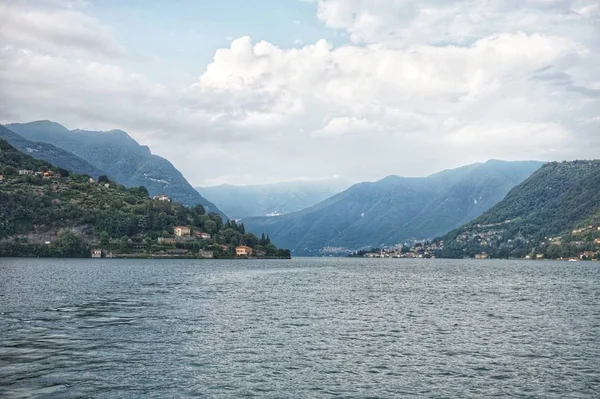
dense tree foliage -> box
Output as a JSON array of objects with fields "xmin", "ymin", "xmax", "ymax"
[
  {"xmin": 441, "ymin": 161, "xmax": 600, "ymax": 259},
  {"xmin": 0, "ymin": 139, "xmax": 289, "ymax": 258}
]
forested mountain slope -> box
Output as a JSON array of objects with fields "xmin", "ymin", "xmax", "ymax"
[
  {"xmin": 441, "ymin": 160, "xmax": 600, "ymax": 259},
  {"xmin": 244, "ymin": 160, "xmax": 543, "ymax": 254},
  {"xmin": 7, "ymin": 120, "xmax": 224, "ymax": 215}
]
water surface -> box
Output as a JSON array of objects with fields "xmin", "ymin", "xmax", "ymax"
[{"xmin": 1, "ymin": 258, "xmax": 599, "ymax": 398}]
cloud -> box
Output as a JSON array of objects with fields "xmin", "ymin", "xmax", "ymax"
[
  {"xmin": 315, "ymin": 0, "xmax": 600, "ymax": 48},
  {"xmin": 0, "ymin": 0, "xmax": 127, "ymax": 59},
  {"xmin": 312, "ymin": 116, "xmax": 380, "ymax": 137},
  {"xmin": 0, "ymin": 0, "xmax": 599, "ymax": 186}
]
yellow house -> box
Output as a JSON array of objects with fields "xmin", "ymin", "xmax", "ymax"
[
  {"xmin": 174, "ymin": 226, "xmax": 191, "ymax": 237},
  {"xmin": 236, "ymin": 245, "xmax": 253, "ymax": 256}
]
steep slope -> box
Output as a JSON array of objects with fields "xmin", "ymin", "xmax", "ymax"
[
  {"xmin": 0, "ymin": 125, "xmax": 107, "ymax": 178},
  {"xmin": 7, "ymin": 120, "xmax": 224, "ymax": 215},
  {"xmin": 244, "ymin": 160, "xmax": 544, "ymax": 254},
  {"xmin": 441, "ymin": 160, "xmax": 600, "ymax": 259},
  {"xmin": 197, "ymin": 179, "xmax": 353, "ymax": 219}
]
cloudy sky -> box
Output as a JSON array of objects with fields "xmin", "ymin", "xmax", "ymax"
[{"xmin": 1, "ymin": 0, "xmax": 599, "ymax": 186}]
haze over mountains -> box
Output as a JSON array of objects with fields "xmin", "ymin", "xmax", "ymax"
[
  {"xmin": 6, "ymin": 121, "xmax": 224, "ymax": 215},
  {"xmin": 197, "ymin": 179, "xmax": 353, "ymax": 219},
  {"xmin": 243, "ymin": 160, "xmax": 544, "ymax": 255},
  {"xmin": 0, "ymin": 125, "xmax": 107, "ymax": 179}
]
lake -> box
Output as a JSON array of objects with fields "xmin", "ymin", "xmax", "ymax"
[{"xmin": 1, "ymin": 258, "xmax": 599, "ymax": 398}]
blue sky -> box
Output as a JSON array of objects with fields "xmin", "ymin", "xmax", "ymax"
[
  {"xmin": 0, "ymin": 0, "xmax": 599, "ymax": 186},
  {"xmin": 86, "ymin": 0, "xmax": 346, "ymax": 85}
]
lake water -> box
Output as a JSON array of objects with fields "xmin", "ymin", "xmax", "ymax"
[{"xmin": 1, "ymin": 258, "xmax": 599, "ymax": 398}]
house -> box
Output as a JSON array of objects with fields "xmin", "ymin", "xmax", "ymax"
[
  {"xmin": 236, "ymin": 245, "xmax": 253, "ymax": 256},
  {"xmin": 91, "ymin": 249, "xmax": 102, "ymax": 258},
  {"xmin": 158, "ymin": 237, "xmax": 176, "ymax": 245},
  {"xmin": 594, "ymin": 238, "xmax": 600, "ymax": 245},
  {"xmin": 18, "ymin": 169, "xmax": 34, "ymax": 175},
  {"xmin": 42, "ymin": 171, "xmax": 56, "ymax": 179},
  {"xmin": 153, "ymin": 194, "xmax": 171, "ymax": 202},
  {"xmin": 89, "ymin": 177, "xmax": 95, "ymax": 183},
  {"xmin": 0, "ymin": 174, "xmax": 4, "ymax": 183},
  {"xmin": 194, "ymin": 232, "xmax": 211, "ymax": 240},
  {"xmin": 104, "ymin": 183, "xmax": 110, "ymax": 188},
  {"xmin": 199, "ymin": 250, "xmax": 214, "ymax": 259},
  {"xmin": 474, "ymin": 252, "xmax": 489, "ymax": 260},
  {"xmin": 580, "ymin": 251, "xmax": 598, "ymax": 260},
  {"xmin": 174, "ymin": 226, "xmax": 191, "ymax": 237}
]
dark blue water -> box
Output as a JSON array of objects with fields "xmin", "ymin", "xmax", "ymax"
[{"xmin": 1, "ymin": 258, "xmax": 599, "ymax": 398}]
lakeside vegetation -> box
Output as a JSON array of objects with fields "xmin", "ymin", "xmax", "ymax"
[
  {"xmin": 0, "ymin": 139, "xmax": 290, "ymax": 258},
  {"xmin": 439, "ymin": 161, "xmax": 600, "ymax": 260}
]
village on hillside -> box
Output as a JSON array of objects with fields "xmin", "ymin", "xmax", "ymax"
[{"xmin": 91, "ymin": 219, "xmax": 289, "ymax": 259}]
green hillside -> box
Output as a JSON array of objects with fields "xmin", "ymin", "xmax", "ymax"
[
  {"xmin": 440, "ymin": 161, "xmax": 600, "ymax": 260},
  {"xmin": 244, "ymin": 160, "xmax": 543, "ymax": 255},
  {"xmin": 7, "ymin": 121, "xmax": 225, "ymax": 216},
  {"xmin": 0, "ymin": 139, "xmax": 288, "ymax": 258}
]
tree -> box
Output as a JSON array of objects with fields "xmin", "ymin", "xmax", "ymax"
[
  {"xmin": 3, "ymin": 166, "xmax": 17, "ymax": 176},
  {"xmin": 56, "ymin": 168, "xmax": 69, "ymax": 178},
  {"xmin": 49, "ymin": 231, "xmax": 89, "ymax": 257},
  {"xmin": 191, "ymin": 204, "xmax": 205, "ymax": 216},
  {"xmin": 276, "ymin": 249, "xmax": 291, "ymax": 258},
  {"xmin": 176, "ymin": 206, "xmax": 188, "ymax": 225},
  {"xmin": 135, "ymin": 186, "xmax": 149, "ymax": 197},
  {"xmin": 243, "ymin": 233, "xmax": 258, "ymax": 247},
  {"xmin": 208, "ymin": 213, "xmax": 223, "ymax": 231},
  {"xmin": 204, "ymin": 220, "xmax": 218, "ymax": 234},
  {"xmin": 119, "ymin": 236, "xmax": 131, "ymax": 252},
  {"xmin": 265, "ymin": 243, "xmax": 277, "ymax": 256},
  {"xmin": 100, "ymin": 231, "xmax": 109, "ymax": 247},
  {"xmin": 98, "ymin": 175, "xmax": 110, "ymax": 184}
]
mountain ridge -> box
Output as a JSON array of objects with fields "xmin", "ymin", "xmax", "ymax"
[
  {"xmin": 0, "ymin": 125, "xmax": 108, "ymax": 178},
  {"xmin": 243, "ymin": 160, "xmax": 544, "ymax": 255},
  {"xmin": 7, "ymin": 120, "xmax": 225, "ymax": 217},
  {"xmin": 197, "ymin": 178, "xmax": 353, "ymax": 218},
  {"xmin": 440, "ymin": 160, "xmax": 600, "ymax": 259}
]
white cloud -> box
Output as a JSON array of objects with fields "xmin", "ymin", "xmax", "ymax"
[
  {"xmin": 315, "ymin": 0, "xmax": 600, "ymax": 48},
  {"xmin": 0, "ymin": 1, "xmax": 126, "ymax": 59},
  {"xmin": 312, "ymin": 116, "xmax": 380, "ymax": 137},
  {"xmin": 0, "ymin": 0, "xmax": 599, "ymax": 185}
]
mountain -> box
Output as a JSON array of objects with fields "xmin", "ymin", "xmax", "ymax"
[
  {"xmin": 196, "ymin": 179, "xmax": 353, "ymax": 219},
  {"xmin": 0, "ymin": 139, "xmax": 288, "ymax": 258},
  {"xmin": 6, "ymin": 120, "xmax": 224, "ymax": 216},
  {"xmin": 0, "ymin": 125, "xmax": 107, "ymax": 178},
  {"xmin": 440, "ymin": 160, "xmax": 600, "ymax": 259},
  {"xmin": 243, "ymin": 160, "xmax": 544, "ymax": 255}
]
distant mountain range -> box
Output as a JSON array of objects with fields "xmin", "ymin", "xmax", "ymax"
[
  {"xmin": 243, "ymin": 160, "xmax": 544, "ymax": 255},
  {"xmin": 0, "ymin": 125, "xmax": 107, "ymax": 178},
  {"xmin": 441, "ymin": 160, "xmax": 600, "ymax": 259},
  {"xmin": 6, "ymin": 121, "xmax": 224, "ymax": 216},
  {"xmin": 196, "ymin": 179, "xmax": 353, "ymax": 219}
]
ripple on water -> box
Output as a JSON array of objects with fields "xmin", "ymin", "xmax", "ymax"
[{"xmin": 0, "ymin": 258, "xmax": 599, "ymax": 398}]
